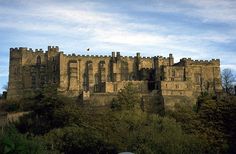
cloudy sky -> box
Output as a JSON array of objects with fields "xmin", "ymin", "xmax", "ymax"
[{"xmin": 0, "ymin": 0, "xmax": 236, "ymax": 93}]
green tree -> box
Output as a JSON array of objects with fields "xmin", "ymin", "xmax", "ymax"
[
  {"xmin": 43, "ymin": 125, "xmax": 117, "ymax": 154},
  {"xmin": 0, "ymin": 126, "xmax": 46, "ymax": 154},
  {"xmin": 15, "ymin": 85, "xmax": 66, "ymax": 135},
  {"xmin": 193, "ymin": 94, "xmax": 236, "ymax": 153},
  {"xmin": 12, "ymin": 83, "xmax": 222, "ymax": 153},
  {"xmin": 167, "ymin": 95, "xmax": 235, "ymax": 153},
  {"xmin": 112, "ymin": 83, "xmax": 141, "ymax": 110}
]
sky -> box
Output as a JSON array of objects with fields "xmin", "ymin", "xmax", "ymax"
[{"xmin": 0, "ymin": 0, "xmax": 236, "ymax": 93}]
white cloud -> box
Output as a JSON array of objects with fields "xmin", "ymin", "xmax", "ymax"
[
  {"xmin": 136, "ymin": 0, "xmax": 236, "ymax": 24},
  {"xmin": 182, "ymin": 0, "xmax": 236, "ymax": 23},
  {"xmin": 0, "ymin": 0, "xmax": 235, "ymax": 69}
]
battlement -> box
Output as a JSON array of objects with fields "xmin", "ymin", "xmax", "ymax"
[
  {"xmin": 10, "ymin": 47, "xmax": 28, "ymax": 52},
  {"xmin": 65, "ymin": 54, "xmax": 113, "ymax": 58},
  {"xmin": 48, "ymin": 46, "xmax": 59, "ymax": 52},
  {"xmin": 180, "ymin": 58, "xmax": 220, "ymax": 65},
  {"xmin": 9, "ymin": 46, "xmax": 219, "ymax": 66},
  {"xmin": 10, "ymin": 47, "xmax": 45, "ymax": 54},
  {"xmin": 141, "ymin": 56, "xmax": 153, "ymax": 59},
  {"xmin": 63, "ymin": 51, "xmax": 145, "ymax": 59},
  {"xmin": 156, "ymin": 56, "xmax": 169, "ymax": 60}
]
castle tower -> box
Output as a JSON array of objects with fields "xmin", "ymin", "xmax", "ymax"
[
  {"xmin": 7, "ymin": 48, "xmax": 24, "ymax": 99},
  {"xmin": 168, "ymin": 53, "xmax": 174, "ymax": 66}
]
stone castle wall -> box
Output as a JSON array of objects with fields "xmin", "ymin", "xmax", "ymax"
[{"xmin": 7, "ymin": 46, "xmax": 222, "ymax": 109}]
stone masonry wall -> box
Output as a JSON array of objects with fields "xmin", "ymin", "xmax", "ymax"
[{"xmin": 7, "ymin": 46, "xmax": 222, "ymax": 110}]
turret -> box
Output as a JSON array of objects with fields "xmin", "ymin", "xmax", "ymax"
[
  {"xmin": 111, "ymin": 52, "xmax": 116, "ymax": 62},
  {"xmin": 136, "ymin": 52, "xmax": 140, "ymax": 58},
  {"xmin": 117, "ymin": 52, "xmax": 121, "ymax": 60},
  {"xmin": 48, "ymin": 46, "xmax": 59, "ymax": 52},
  {"xmin": 112, "ymin": 52, "xmax": 115, "ymax": 57},
  {"xmin": 7, "ymin": 48, "xmax": 24, "ymax": 100},
  {"xmin": 168, "ymin": 53, "xmax": 174, "ymax": 66}
]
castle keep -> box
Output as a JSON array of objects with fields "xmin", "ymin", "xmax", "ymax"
[{"xmin": 7, "ymin": 46, "xmax": 222, "ymax": 108}]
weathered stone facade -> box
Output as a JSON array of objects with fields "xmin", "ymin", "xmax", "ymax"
[{"xmin": 7, "ymin": 46, "xmax": 222, "ymax": 109}]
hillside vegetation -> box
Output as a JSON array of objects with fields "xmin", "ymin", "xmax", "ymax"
[{"xmin": 0, "ymin": 84, "xmax": 236, "ymax": 154}]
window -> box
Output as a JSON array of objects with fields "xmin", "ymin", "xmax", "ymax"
[
  {"xmin": 32, "ymin": 76, "xmax": 36, "ymax": 88},
  {"xmin": 53, "ymin": 77, "xmax": 56, "ymax": 83},
  {"xmin": 14, "ymin": 67, "xmax": 19, "ymax": 75},
  {"xmin": 113, "ymin": 84, "xmax": 117, "ymax": 92},
  {"xmin": 195, "ymin": 74, "xmax": 201, "ymax": 84},
  {"xmin": 172, "ymin": 70, "xmax": 175, "ymax": 77},
  {"xmin": 36, "ymin": 56, "xmax": 41, "ymax": 65},
  {"xmin": 95, "ymin": 74, "xmax": 99, "ymax": 84},
  {"xmin": 41, "ymin": 76, "xmax": 47, "ymax": 86},
  {"xmin": 87, "ymin": 61, "xmax": 93, "ymax": 70},
  {"xmin": 176, "ymin": 84, "xmax": 179, "ymax": 89},
  {"xmin": 99, "ymin": 61, "xmax": 105, "ymax": 68},
  {"xmin": 53, "ymin": 65, "xmax": 56, "ymax": 72},
  {"xmin": 83, "ymin": 74, "xmax": 88, "ymax": 90},
  {"xmin": 129, "ymin": 73, "xmax": 134, "ymax": 80}
]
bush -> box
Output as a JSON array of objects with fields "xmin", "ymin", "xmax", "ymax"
[
  {"xmin": 2, "ymin": 101, "xmax": 21, "ymax": 112},
  {"xmin": 111, "ymin": 83, "xmax": 141, "ymax": 110},
  {"xmin": 0, "ymin": 126, "xmax": 46, "ymax": 154}
]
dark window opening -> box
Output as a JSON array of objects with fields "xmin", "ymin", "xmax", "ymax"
[
  {"xmin": 53, "ymin": 65, "xmax": 56, "ymax": 72},
  {"xmin": 36, "ymin": 56, "xmax": 41, "ymax": 65},
  {"xmin": 32, "ymin": 76, "xmax": 36, "ymax": 88},
  {"xmin": 53, "ymin": 77, "xmax": 56, "ymax": 83}
]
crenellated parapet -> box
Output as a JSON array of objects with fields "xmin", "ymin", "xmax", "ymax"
[
  {"xmin": 48, "ymin": 46, "xmax": 59, "ymax": 52},
  {"xmin": 10, "ymin": 47, "xmax": 46, "ymax": 54},
  {"xmin": 179, "ymin": 58, "xmax": 220, "ymax": 66}
]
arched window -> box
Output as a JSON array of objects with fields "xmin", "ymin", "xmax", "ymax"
[
  {"xmin": 95, "ymin": 73, "xmax": 99, "ymax": 84},
  {"xmin": 172, "ymin": 70, "xmax": 175, "ymax": 77},
  {"xmin": 36, "ymin": 56, "xmax": 41, "ymax": 65},
  {"xmin": 87, "ymin": 61, "xmax": 93, "ymax": 70}
]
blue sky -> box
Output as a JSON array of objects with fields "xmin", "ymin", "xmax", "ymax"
[{"xmin": 0, "ymin": 0, "xmax": 236, "ymax": 93}]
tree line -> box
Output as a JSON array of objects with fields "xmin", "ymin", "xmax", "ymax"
[{"xmin": 0, "ymin": 68, "xmax": 235, "ymax": 153}]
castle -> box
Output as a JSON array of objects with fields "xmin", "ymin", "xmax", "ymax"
[{"xmin": 7, "ymin": 46, "xmax": 222, "ymax": 109}]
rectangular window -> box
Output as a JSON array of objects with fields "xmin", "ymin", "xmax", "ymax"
[
  {"xmin": 53, "ymin": 65, "xmax": 56, "ymax": 72},
  {"xmin": 32, "ymin": 76, "xmax": 36, "ymax": 88},
  {"xmin": 176, "ymin": 84, "xmax": 179, "ymax": 89},
  {"xmin": 40, "ymin": 76, "xmax": 47, "ymax": 86},
  {"xmin": 172, "ymin": 70, "xmax": 175, "ymax": 77},
  {"xmin": 113, "ymin": 84, "xmax": 117, "ymax": 92},
  {"xmin": 53, "ymin": 77, "xmax": 56, "ymax": 83},
  {"xmin": 195, "ymin": 74, "xmax": 201, "ymax": 84}
]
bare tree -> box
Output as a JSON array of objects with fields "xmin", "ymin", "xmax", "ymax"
[
  {"xmin": 222, "ymin": 68, "xmax": 235, "ymax": 94},
  {"xmin": 2, "ymin": 84, "xmax": 8, "ymax": 91}
]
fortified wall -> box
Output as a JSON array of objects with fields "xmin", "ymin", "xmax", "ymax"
[{"xmin": 7, "ymin": 46, "xmax": 222, "ymax": 110}]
